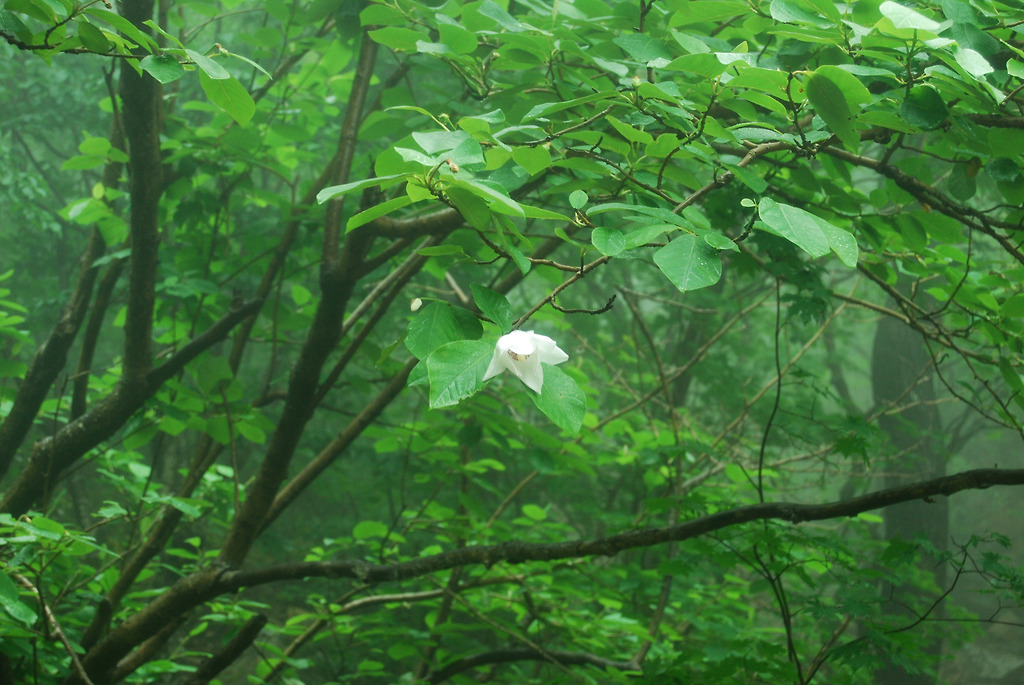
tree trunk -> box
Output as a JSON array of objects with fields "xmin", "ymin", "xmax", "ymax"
[{"xmin": 871, "ymin": 314, "xmax": 948, "ymax": 685}]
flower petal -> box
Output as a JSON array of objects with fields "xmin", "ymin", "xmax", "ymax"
[{"xmin": 482, "ymin": 330, "xmax": 567, "ymax": 394}]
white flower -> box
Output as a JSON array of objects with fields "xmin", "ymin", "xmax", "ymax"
[{"xmin": 482, "ymin": 330, "xmax": 568, "ymax": 394}]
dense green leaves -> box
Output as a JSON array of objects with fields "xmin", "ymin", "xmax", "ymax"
[{"xmin": 3, "ymin": 0, "xmax": 1024, "ymax": 683}]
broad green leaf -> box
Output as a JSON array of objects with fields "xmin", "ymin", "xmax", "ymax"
[
  {"xmin": 0, "ymin": 573, "xmax": 36, "ymax": 626},
  {"xmin": 406, "ymin": 302, "xmax": 463, "ymax": 359},
  {"xmin": 512, "ymin": 146, "xmax": 552, "ymax": 175},
  {"xmin": 703, "ymin": 233, "xmax": 739, "ymax": 252},
  {"xmin": 347, "ymin": 196, "xmax": 414, "ymax": 232},
  {"xmin": 78, "ymin": 20, "xmax": 111, "ymax": 52},
  {"xmin": 85, "ymin": 8, "xmax": 159, "ymax": 52},
  {"xmin": 477, "ymin": 0, "xmax": 526, "ymax": 31},
  {"xmin": 368, "ymin": 26, "xmax": 426, "ymax": 51},
  {"xmin": 669, "ymin": 1, "xmax": 748, "ymax": 26},
  {"xmin": 522, "ymin": 91, "xmax": 619, "ymax": 122},
  {"xmin": 416, "ymin": 245, "xmax": 468, "ymax": 257},
  {"xmin": 427, "ymin": 340, "xmax": 494, "ymax": 408},
  {"xmin": 186, "ymin": 48, "xmax": 230, "ymax": 79},
  {"xmin": 899, "ymin": 86, "xmax": 948, "ymax": 130},
  {"xmin": 606, "ymin": 115, "xmax": 654, "ymax": 145},
  {"xmin": 353, "ymin": 520, "xmax": 389, "ymax": 539},
  {"xmin": 954, "ymin": 47, "xmax": 993, "ymax": 80},
  {"xmin": 447, "ymin": 178, "xmax": 524, "ymax": 217},
  {"xmin": 140, "ymin": 54, "xmax": 185, "ymax": 83},
  {"xmin": 569, "ymin": 190, "xmax": 588, "ymax": 209},
  {"xmin": 757, "ymin": 198, "xmax": 829, "ymax": 257},
  {"xmin": 988, "ymin": 129, "xmax": 1024, "ymax": 158},
  {"xmin": 653, "ymin": 234, "xmax": 723, "ymax": 292},
  {"xmin": 317, "ymin": 174, "xmax": 409, "ymax": 204},
  {"xmin": 528, "ymin": 365, "xmax": 586, "ymax": 435},
  {"xmin": 624, "ymin": 224, "xmax": 669, "ymax": 249},
  {"xmin": 815, "ymin": 65, "xmax": 872, "ymax": 106},
  {"xmin": 819, "ymin": 223, "xmax": 859, "ymax": 267},
  {"xmin": 592, "ymin": 227, "xmax": 626, "ymax": 257},
  {"xmin": 471, "ymin": 284, "xmax": 515, "ymax": 333},
  {"xmin": 805, "ymin": 71, "xmax": 857, "ymax": 150},
  {"xmin": 770, "ymin": 0, "xmax": 829, "ymax": 27},
  {"xmin": 878, "ymin": 1, "xmax": 943, "ymax": 33},
  {"xmin": 446, "ymin": 186, "xmax": 492, "ymax": 230},
  {"xmin": 758, "ymin": 198, "xmax": 855, "ymax": 265},
  {"xmin": 521, "ymin": 504, "xmax": 547, "ymax": 521},
  {"xmin": 521, "ymin": 204, "xmax": 570, "ymax": 221},
  {"xmin": 613, "ymin": 33, "xmax": 673, "ymax": 63},
  {"xmin": 198, "ymin": 72, "xmax": 254, "ymax": 126},
  {"xmin": 412, "ymin": 129, "xmax": 472, "ymax": 155},
  {"xmin": 438, "ymin": 23, "xmax": 477, "ymax": 54},
  {"xmin": 0, "ymin": 9, "xmax": 30, "ymax": 38}
]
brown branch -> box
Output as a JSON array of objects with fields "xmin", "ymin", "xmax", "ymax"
[
  {"xmin": 426, "ymin": 648, "xmax": 637, "ymax": 683},
  {"xmin": 12, "ymin": 573, "xmax": 96, "ymax": 685},
  {"xmin": 0, "ymin": 297, "xmax": 264, "ymax": 517},
  {"xmin": 222, "ymin": 468, "xmax": 1024, "ymax": 590},
  {"xmin": 0, "ymin": 227, "xmax": 106, "ymax": 482},
  {"xmin": 261, "ymin": 358, "xmax": 418, "ymax": 531},
  {"xmin": 181, "ymin": 614, "xmax": 267, "ymax": 685},
  {"xmin": 962, "ymin": 114, "xmax": 1024, "ymax": 128},
  {"xmin": 65, "ymin": 467, "xmax": 1024, "ymax": 685},
  {"xmin": 216, "ymin": 28, "xmax": 380, "ymax": 568}
]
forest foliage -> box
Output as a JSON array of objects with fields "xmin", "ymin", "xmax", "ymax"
[{"xmin": 2, "ymin": 0, "xmax": 1024, "ymax": 683}]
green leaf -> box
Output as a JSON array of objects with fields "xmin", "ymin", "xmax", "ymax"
[
  {"xmin": 954, "ymin": 47, "xmax": 993, "ymax": 80},
  {"xmin": 0, "ymin": 10, "xmax": 30, "ymax": 38},
  {"xmin": 347, "ymin": 196, "xmax": 414, "ymax": 232},
  {"xmin": 0, "ymin": 573, "xmax": 36, "ymax": 626},
  {"xmin": 569, "ymin": 190, "xmax": 589, "ymax": 209},
  {"xmin": 613, "ymin": 33, "xmax": 674, "ymax": 63},
  {"xmin": 446, "ymin": 186, "xmax": 492, "ymax": 230},
  {"xmin": 406, "ymin": 302, "xmax": 463, "ymax": 359},
  {"xmin": 757, "ymin": 198, "xmax": 829, "ymax": 258},
  {"xmin": 426, "ymin": 340, "xmax": 494, "ymax": 408},
  {"xmin": 606, "ymin": 115, "xmax": 654, "ymax": 145},
  {"xmin": 471, "ymin": 284, "xmax": 515, "ymax": 333},
  {"xmin": 770, "ymin": 0, "xmax": 829, "ymax": 27},
  {"xmin": 368, "ymin": 26, "xmax": 425, "ymax": 52},
  {"xmin": 512, "ymin": 146, "xmax": 552, "ymax": 175},
  {"xmin": 186, "ymin": 48, "xmax": 230, "ymax": 79},
  {"xmin": 805, "ymin": 70, "xmax": 858, "ymax": 150},
  {"xmin": 85, "ymin": 8, "xmax": 159, "ymax": 52},
  {"xmin": 529, "ymin": 365, "xmax": 586, "ymax": 435},
  {"xmin": 353, "ymin": 520, "xmax": 389, "ymax": 539},
  {"xmin": 521, "ymin": 504, "xmax": 547, "ymax": 521},
  {"xmin": 140, "ymin": 54, "xmax": 185, "ymax": 83},
  {"xmin": 899, "ymin": 86, "xmax": 948, "ymax": 130},
  {"xmin": 592, "ymin": 227, "xmax": 626, "ymax": 257},
  {"xmin": 438, "ymin": 23, "xmax": 477, "ymax": 54},
  {"xmin": 653, "ymin": 234, "xmax": 722, "ymax": 292},
  {"xmin": 447, "ymin": 178, "xmax": 523, "ymax": 217},
  {"xmin": 522, "ymin": 91, "xmax": 619, "ymax": 122},
  {"xmin": 198, "ymin": 72, "xmax": 255, "ymax": 126},
  {"xmin": 77, "ymin": 20, "xmax": 111, "ymax": 52},
  {"xmin": 317, "ymin": 174, "xmax": 408, "ymax": 204},
  {"xmin": 703, "ymin": 233, "xmax": 739, "ymax": 252},
  {"xmin": 820, "ymin": 223, "xmax": 859, "ymax": 267},
  {"xmin": 878, "ymin": 1, "xmax": 943, "ymax": 33},
  {"xmin": 669, "ymin": 1, "xmax": 748, "ymax": 26}
]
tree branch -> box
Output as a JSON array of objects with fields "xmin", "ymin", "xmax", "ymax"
[
  {"xmin": 426, "ymin": 648, "xmax": 636, "ymax": 683},
  {"xmin": 222, "ymin": 468, "xmax": 1024, "ymax": 590},
  {"xmin": 0, "ymin": 297, "xmax": 264, "ymax": 517}
]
